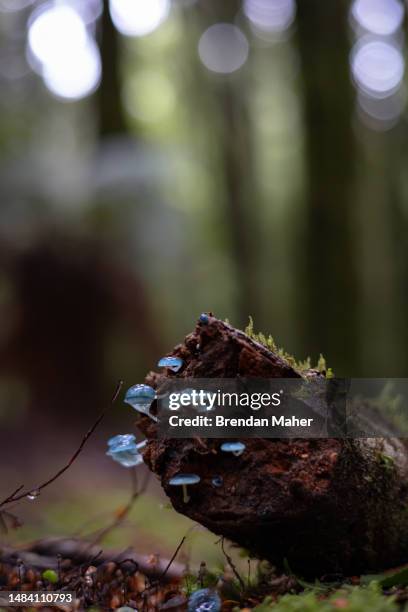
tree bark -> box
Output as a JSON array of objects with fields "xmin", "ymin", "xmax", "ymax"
[{"xmin": 138, "ymin": 316, "xmax": 408, "ymax": 577}]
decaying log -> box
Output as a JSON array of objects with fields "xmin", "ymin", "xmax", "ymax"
[{"xmin": 138, "ymin": 316, "xmax": 408, "ymax": 577}]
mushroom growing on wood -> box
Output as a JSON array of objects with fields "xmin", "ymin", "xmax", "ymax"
[
  {"xmin": 124, "ymin": 384, "xmax": 157, "ymax": 421},
  {"xmin": 220, "ymin": 442, "xmax": 246, "ymax": 457},
  {"xmin": 169, "ymin": 474, "xmax": 200, "ymax": 503},
  {"xmin": 106, "ymin": 434, "xmax": 144, "ymax": 468},
  {"xmin": 136, "ymin": 316, "xmax": 408, "ymax": 577},
  {"xmin": 157, "ymin": 356, "xmax": 184, "ymax": 372}
]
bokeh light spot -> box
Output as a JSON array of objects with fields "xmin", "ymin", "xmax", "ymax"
[
  {"xmin": 243, "ymin": 0, "xmax": 296, "ymax": 34},
  {"xmin": 27, "ymin": 2, "xmax": 101, "ymax": 100},
  {"xmin": 357, "ymin": 87, "xmax": 405, "ymax": 130},
  {"xmin": 351, "ymin": 39, "xmax": 404, "ymax": 98},
  {"xmin": 351, "ymin": 0, "xmax": 404, "ymax": 37},
  {"xmin": 64, "ymin": 0, "xmax": 103, "ymax": 25},
  {"xmin": 109, "ymin": 0, "xmax": 170, "ymax": 37},
  {"xmin": 42, "ymin": 38, "xmax": 101, "ymax": 100},
  {"xmin": 28, "ymin": 4, "xmax": 88, "ymax": 67},
  {"xmin": 198, "ymin": 23, "xmax": 249, "ymax": 74}
]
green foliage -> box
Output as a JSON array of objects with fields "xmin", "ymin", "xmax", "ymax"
[
  {"xmin": 183, "ymin": 570, "xmax": 220, "ymax": 595},
  {"xmin": 244, "ymin": 317, "xmax": 332, "ymax": 376},
  {"xmin": 254, "ymin": 592, "xmax": 331, "ymax": 612},
  {"xmin": 317, "ymin": 354, "xmax": 327, "ymax": 372},
  {"xmin": 42, "ymin": 569, "xmax": 58, "ymax": 584},
  {"xmin": 252, "ymin": 585, "xmax": 400, "ymax": 612},
  {"xmin": 377, "ymin": 567, "xmax": 408, "ymax": 589}
]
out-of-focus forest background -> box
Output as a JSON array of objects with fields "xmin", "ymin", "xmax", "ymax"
[{"xmin": 0, "ymin": 0, "xmax": 407, "ymax": 566}]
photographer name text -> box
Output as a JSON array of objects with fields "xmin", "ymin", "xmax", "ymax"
[{"xmin": 167, "ymin": 415, "xmax": 314, "ymax": 428}]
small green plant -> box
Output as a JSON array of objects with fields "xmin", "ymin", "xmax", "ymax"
[{"xmin": 42, "ymin": 569, "xmax": 58, "ymax": 584}]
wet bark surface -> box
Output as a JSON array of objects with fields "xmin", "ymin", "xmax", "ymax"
[{"xmin": 138, "ymin": 316, "xmax": 408, "ymax": 577}]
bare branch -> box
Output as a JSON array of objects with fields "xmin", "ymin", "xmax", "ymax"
[
  {"xmin": 0, "ymin": 380, "xmax": 123, "ymax": 509},
  {"xmin": 159, "ymin": 535, "xmax": 186, "ymax": 581}
]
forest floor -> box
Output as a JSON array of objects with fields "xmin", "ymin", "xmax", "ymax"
[
  {"xmin": 2, "ymin": 541, "xmax": 408, "ymax": 611},
  {"xmin": 2, "ymin": 412, "xmax": 408, "ymax": 610}
]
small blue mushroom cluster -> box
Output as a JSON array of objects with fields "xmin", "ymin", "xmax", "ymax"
[
  {"xmin": 167, "ymin": 441, "xmax": 247, "ymax": 502},
  {"xmin": 157, "ymin": 355, "xmax": 183, "ymax": 373},
  {"xmin": 124, "ymin": 384, "xmax": 157, "ymax": 421},
  {"xmin": 188, "ymin": 589, "xmax": 221, "ymax": 612},
  {"xmin": 106, "ymin": 434, "xmax": 146, "ymax": 468},
  {"xmin": 124, "ymin": 355, "xmax": 184, "ymax": 422}
]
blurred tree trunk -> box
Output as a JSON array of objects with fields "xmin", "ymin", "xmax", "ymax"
[
  {"xmin": 97, "ymin": 0, "xmax": 127, "ymax": 136},
  {"xmin": 354, "ymin": 131, "xmax": 405, "ymax": 376},
  {"xmin": 195, "ymin": 0, "xmax": 260, "ymax": 327},
  {"xmin": 296, "ymin": 0, "xmax": 359, "ymax": 374},
  {"xmin": 218, "ymin": 78, "xmax": 259, "ymax": 326}
]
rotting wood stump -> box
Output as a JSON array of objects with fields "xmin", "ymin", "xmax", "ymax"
[{"xmin": 137, "ymin": 315, "xmax": 408, "ymax": 577}]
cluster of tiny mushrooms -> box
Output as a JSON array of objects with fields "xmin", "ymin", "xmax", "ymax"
[{"xmin": 106, "ymin": 313, "xmax": 247, "ymax": 502}]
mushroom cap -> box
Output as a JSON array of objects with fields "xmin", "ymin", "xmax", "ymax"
[
  {"xmin": 199, "ymin": 313, "xmax": 210, "ymax": 324},
  {"xmin": 125, "ymin": 384, "xmax": 156, "ymax": 403},
  {"xmin": 106, "ymin": 434, "xmax": 145, "ymax": 468},
  {"xmin": 220, "ymin": 441, "xmax": 246, "ymax": 453},
  {"xmin": 157, "ymin": 356, "xmax": 183, "ymax": 372},
  {"xmin": 106, "ymin": 447, "xmax": 144, "ymax": 468},
  {"xmin": 169, "ymin": 473, "xmax": 201, "ymax": 486},
  {"xmin": 108, "ymin": 433, "xmax": 136, "ymax": 448}
]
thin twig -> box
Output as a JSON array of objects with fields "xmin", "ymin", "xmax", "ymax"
[
  {"xmin": 0, "ymin": 485, "xmax": 25, "ymax": 507},
  {"xmin": 159, "ymin": 535, "xmax": 186, "ymax": 580},
  {"xmin": 0, "ymin": 380, "xmax": 123, "ymax": 509},
  {"xmin": 221, "ymin": 537, "xmax": 245, "ymax": 591}
]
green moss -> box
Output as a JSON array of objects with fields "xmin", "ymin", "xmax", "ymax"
[
  {"xmin": 252, "ymin": 585, "xmax": 400, "ymax": 612},
  {"xmin": 244, "ymin": 317, "xmax": 333, "ymax": 376},
  {"xmin": 317, "ymin": 354, "xmax": 327, "ymax": 372},
  {"xmin": 377, "ymin": 453, "xmax": 395, "ymax": 471}
]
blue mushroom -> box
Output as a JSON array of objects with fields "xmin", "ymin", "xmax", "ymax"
[
  {"xmin": 211, "ymin": 476, "xmax": 223, "ymax": 488},
  {"xmin": 157, "ymin": 356, "xmax": 183, "ymax": 373},
  {"xmin": 124, "ymin": 384, "xmax": 157, "ymax": 421},
  {"xmin": 220, "ymin": 441, "xmax": 246, "ymax": 457},
  {"xmin": 188, "ymin": 589, "xmax": 221, "ymax": 612},
  {"xmin": 106, "ymin": 434, "xmax": 145, "ymax": 468},
  {"xmin": 199, "ymin": 313, "xmax": 209, "ymax": 324},
  {"xmin": 108, "ymin": 433, "xmax": 135, "ymax": 448},
  {"xmin": 169, "ymin": 473, "xmax": 200, "ymax": 503}
]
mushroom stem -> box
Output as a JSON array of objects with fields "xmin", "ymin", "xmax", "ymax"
[{"xmin": 182, "ymin": 484, "xmax": 190, "ymax": 503}]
